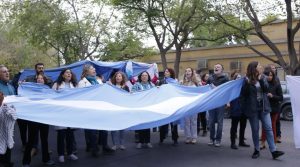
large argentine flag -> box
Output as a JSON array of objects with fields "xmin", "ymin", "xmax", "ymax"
[
  {"xmin": 4, "ymin": 79, "xmax": 243, "ymax": 130},
  {"xmin": 286, "ymin": 76, "xmax": 300, "ymax": 149}
]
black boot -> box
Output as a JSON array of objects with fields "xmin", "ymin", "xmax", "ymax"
[
  {"xmin": 252, "ymin": 149, "xmax": 260, "ymax": 159},
  {"xmin": 239, "ymin": 142, "xmax": 250, "ymax": 147},
  {"xmin": 231, "ymin": 144, "xmax": 238, "ymax": 149},
  {"xmin": 272, "ymin": 150, "xmax": 284, "ymax": 159}
]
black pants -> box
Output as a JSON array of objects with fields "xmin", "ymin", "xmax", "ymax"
[
  {"xmin": 17, "ymin": 119, "xmax": 39, "ymax": 149},
  {"xmin": 276, "ymin": 114, "xmax": 281, "ymax": 137},
  {"xmin": 159, "ymin": 123, "xmax": 178, "ymax": 142},
  {"xmin": 230, "ymin": 115, "xmax": 247, "ymax": 145},
  {"xmin": 197, "ymin": 112, "xmax": 207, "ymax": 133},
  {"xmin": 137, "ymin": 129, "xmax": 151, "ymax": 144},
  {"xmin": 0, "ymin": 148, "xmax": 11, "ymax": 166},
  {"xmin": 17, "ymin": 119, "xmax": 28, "ymax": 147},
  {"xmin": 84, "ymin": 129, "xmax": 99, "ymax": 153},
  {"xmin": 22, "ymin": 121, "xmax": 50, "ymax": 165},
  {"xmin": 98, "ymin": 130, "xmax": 109, "ymax": 148},
  {"xmin": 57, "ymin": 128, "xmax": 74, "ymax": 156}
]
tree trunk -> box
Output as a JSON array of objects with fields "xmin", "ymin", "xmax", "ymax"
[
  {"xmin": 160, "ymin": 50, "xmax": 168, "ymax": 71},
  {"xmin": 174, "ymin": 44, "xmax": 182, "ymax": 78}
]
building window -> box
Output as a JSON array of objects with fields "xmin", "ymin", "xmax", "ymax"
[
  {"xmin": 230, "ymin": 60, "xmax": 242, "ymax": 71},
  {"xmin": 197, "ymin": 59, "xmax": 208, "ymax": 69}
]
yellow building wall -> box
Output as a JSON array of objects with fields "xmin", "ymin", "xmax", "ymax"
[{"xmin": 141, "ymin": 20, "xmax": 298, "ymax": 80}]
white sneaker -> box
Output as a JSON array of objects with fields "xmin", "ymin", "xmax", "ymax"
[
  {"xmin": 146, "ymin": 143, "xmax": 153, "ymax": 148},
  {"xmin": 214, "ymin": 141, "xmax": 221, "ymax": 147},
  {"xmin": 136, "ymin": 143, "xmax": 142, "ymax": 149},
  {"xmin": 111, "ymin": 145, "xmax": 117, "ymax": 151},
  {"xmin": 208, "ymin": 140, "xmax": 214, "ymax": 146},
  {"xmin": 68, "ymin": 154, "xmax": 78, "ymax": 161},
  {"xmin": 58, "ymin": 155, "xmax": 64, "ymax": 163},
  {"xmin": 185, "ymin": 139, "xmax": 191, "ymax": 144},
  {"xmin": 191, "ymin": 139, "xmax": 197, "ymax": 144},
  {"xmin": 119, "ymin": 145, "xmax": 126, "ymax": 150}
]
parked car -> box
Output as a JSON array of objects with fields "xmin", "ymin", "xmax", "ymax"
[{"xmin": 280, "ymin": 81, "xmax": 293, "ymax": 121}]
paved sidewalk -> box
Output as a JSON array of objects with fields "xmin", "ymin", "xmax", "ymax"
[{"xmin": 11, "ymin": 119, "xmax": 300, "ymax": 167}]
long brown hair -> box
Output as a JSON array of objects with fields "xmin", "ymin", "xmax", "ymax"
[
  {"xmin": 111, "ymin": 71, "xmax": 127, "ymax": 86},
  {"xmin": 246, "ymin": 61, "xmax": 259, "ymax": 84},
  {"xmin": 264, "ymin": 66, "xmax": 277, "ymax": 85},
  {"xmin": 182, "ymin": 67, "xmax": 198, "ymax": 86}
]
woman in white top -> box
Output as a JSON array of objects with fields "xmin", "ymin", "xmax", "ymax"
[
  {"xmin": 109, "ymin": 71, "xmax": 130, "ymax": 150},
  {"xmin": 52, "ymin": 69, "xmax": 78, "ymax": 163},
  {"xmin": 78, "ymin": 64, "xmax": 102, "ymax": 157},
  {"xmin": 180, "ymin": 67, "xmax": 199, "ymax": 144}
]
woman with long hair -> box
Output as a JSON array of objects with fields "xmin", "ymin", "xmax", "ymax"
[
  {"xmin": 180, "ymin": 67, "xmax": 198, "ymax": 144},
  {"xmin": 110, "ymin": 71, "xmax": 129, "ymax": 150},
  {"xmin": 158, "ymin": 68, "xmax": 179, "ymax": 146},
  {"xmin": 52, "ymin": 69, "xmax": 78, "ymax": 163},
  {"xmin": 260, "ymin": 67, "xmax": 283, "ymax": 149},
  {"xmin": 240, "ymin": 61, "xmax": 284, "ymax": 159},
  {"xmin": 132, "ymin": 71, "xmax": 155, "ymax": 149},
  {"xmin": 197, "ymin": 73, "xmax": 209, "ymax": 137},
  {"xmin": 22, "ymin": 74, "xmax": 55, "ymax": 166},
  {"xmin": 229, "ymin": 70, "xmax": 249, "ymax": 149}
]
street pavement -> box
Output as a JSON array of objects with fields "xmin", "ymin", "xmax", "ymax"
[{"xmin": 10, "ymin": 119, "xmax": 300, "ymax": 167}]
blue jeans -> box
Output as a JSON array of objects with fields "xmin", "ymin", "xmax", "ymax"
[
  {"xmin": 209, "ymin": 107, "xmax": 225, "ymax": 142},
  {"xmin": 111, "ymin": 130, "xmax": 124, "ymax": 145},
  {"xmin": 248, "ymin": 102, "xmax": 276, "ymax": 152}
]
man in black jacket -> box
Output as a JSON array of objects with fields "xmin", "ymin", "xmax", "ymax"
[{"xmin": 207, "ymin": 63, "xmax": 229, "ymax": 147}]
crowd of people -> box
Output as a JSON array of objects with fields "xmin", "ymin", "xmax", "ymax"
[{"xmin": 0, "ymin": 61, "xmax": 285, "ymax": 167}]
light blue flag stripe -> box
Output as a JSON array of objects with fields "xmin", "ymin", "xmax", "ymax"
[{"xmin": 5, "ymin": 79, "xmax": 243, "ymax": 130}]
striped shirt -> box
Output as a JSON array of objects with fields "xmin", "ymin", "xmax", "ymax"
[{"xmin": 0, "ymin": 104, "xmax": 16, "ymax": 154}]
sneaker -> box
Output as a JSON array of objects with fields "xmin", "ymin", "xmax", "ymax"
[
  {"xmin": 191, "ymin": 139, "xmax": 197, "ymax": 144},
  {"xmin": 136, "ymin": 143, "xmax": 142, "ymax": 149},
  {"xmin": 111, "ymin": 145, "xmax": 117, "ymax": 151},
  {"xmin": 119, "ymin": 145, "xmax": 126, "ymax": 150},
  {"xmin": 68, "ymin": 154, "xmax": 78, "ymax": 161},
  {"xmin": 276, "ymin": 136, "xmax": 282, "ymax": 143},
  {"xmin": 185, "ymin": 139, "xmax": 191, "ymax": 144},
  {"xmin": 214, "ymin": 141, "xmax": 221, "ymax": 147},
  {"xmin": 146, "ymin": 143, "xmax": 153, "ymax": 148},
  {"xmin": 260, "ymin": 141, "xmax": 266, "ymax": 150},
  {"xmin": 272, "ymin": 150, "xmax": 284, "ymax": 159},
  {"xmin": 208, "ymin": 140, "xmax": 214, "ymax": 146},
  {"xmin": 58, "ymin": 155, "xmax": 65, "ymax": 163},
  {"xmin": 30, "ymin": 148, "xmax": 38, "ymax": 157},
  {"xmin": 44, "ymin": 160, "xmax": 55, "ymax": 165},
  {"xmin": 103, "ymin": 147, "xmax": 115, "ymax": 154},
  {"xmin": 252, "ymin": 149, "xmax": 260, "ymax": 159}
]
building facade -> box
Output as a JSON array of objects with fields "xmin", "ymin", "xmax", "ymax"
[{"xmin": 141, "ymin": 20, "xmax": 300, "ymax": 80}]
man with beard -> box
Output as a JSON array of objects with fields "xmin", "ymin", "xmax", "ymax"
[{"xmin": 207, "ymin": 63, "xmax": 229, "ymax": 147}]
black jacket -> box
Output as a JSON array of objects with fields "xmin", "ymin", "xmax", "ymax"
[
  {"xmin": 240, "ymin": 76, "xmax": 271, "ymax": 118},
  {"xmin": 267, "ymin": 81, "xmax": 283, "ymax": 113},
  {"xmin": 207, "ymin": 74, "xmax": 229, "ymax": 87}
]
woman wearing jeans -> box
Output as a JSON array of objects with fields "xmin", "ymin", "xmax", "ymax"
[{"xmin": 240, "ymin": 61, "xmax": 284, "ymax": 159}]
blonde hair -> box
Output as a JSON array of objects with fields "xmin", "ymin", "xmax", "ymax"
[{"xmin": 81, "ymin": 64, "xmax": 94, "ymax": 79}]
